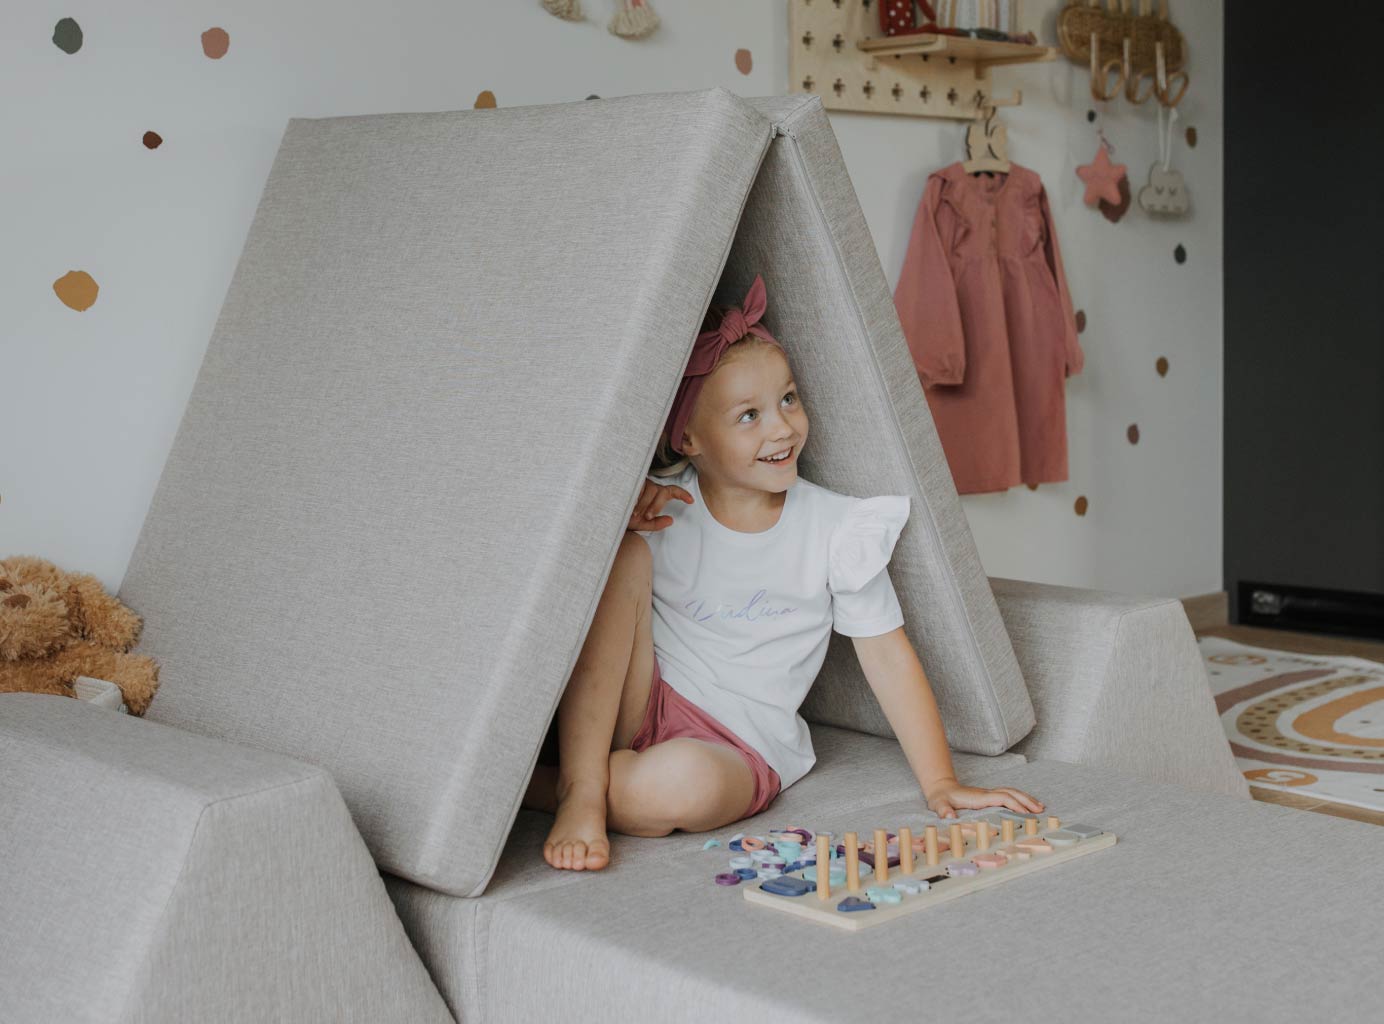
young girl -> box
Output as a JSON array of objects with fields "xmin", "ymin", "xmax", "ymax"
[{"xmin": 523, "ymin": 274, "xmax": 1044, "ymax": 871}]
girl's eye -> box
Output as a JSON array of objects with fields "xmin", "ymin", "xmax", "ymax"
[{"xmin": 738, "ymin": 391, "xmax": 796, "ymax": 424}]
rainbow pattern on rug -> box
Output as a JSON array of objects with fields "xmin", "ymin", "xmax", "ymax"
[{"xmin": 1199, "ymin": 636, "xmax": 1384, "ymax": 813}]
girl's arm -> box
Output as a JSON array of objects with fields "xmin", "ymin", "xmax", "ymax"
[{"xmin": 851, "ymin": 626, "xmax": 1044, "ymax": 819}]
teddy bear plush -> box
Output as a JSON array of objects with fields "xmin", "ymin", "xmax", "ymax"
[{"xmin": 0, "ymin": 555, "xmax": 160, "ymax": 715}]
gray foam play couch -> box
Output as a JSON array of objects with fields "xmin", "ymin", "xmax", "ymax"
[{"xmin": 2, "ymin": 89, "xmax": 1377, "ymax": 1023}]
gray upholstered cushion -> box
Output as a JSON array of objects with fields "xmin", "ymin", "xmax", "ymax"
[
  {"xmin": 119, "ymin": 86, "xmax": 1035, "ymax": 899},
  {"xmin": 118, "ymin": 87, "xmax": 775, "ymax": 897},
  {"xmin": 993, "ymin": 577, "xmax": 1251, "ymax": 799},
  {"xmin": 728, "ymin": 96, "xmax": 1035, "ymax": 753},
  {"xmin": 410, "ymin": 756, "xmax": 1380, "ymax": 1021},
  {"xmin": 0, "ymin": 694, "xmax": 449, "ymax": 1023},
  {"xmin": 384, "ymin": 725, "xmax": 1027, "ymax": 1019}
]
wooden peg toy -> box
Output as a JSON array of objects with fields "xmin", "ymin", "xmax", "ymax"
[
  {"xmin": 873, "ymin": 829, "xmax": 889, "ymax": 883},
  {"xmin": 1024, "ymin": 816, "xmax": 1039, "ymax": 836},
  {"xmin": 1047, "ymin": 816, "xmax": 1061, "ymax": 831},
  {"xmin": 1002, "ymin": 819, "xmax": 1015, "ymax": 843},
  {"xmin": 816, "ymin": 834, "xmax": 831, "ymax": 901},
  {"xmin": 742, "ymin": 814, "xmax": 1120, "ymax": 930}
]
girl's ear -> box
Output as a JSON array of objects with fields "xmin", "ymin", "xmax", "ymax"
[{"xmin": 679, "ymin": 427, "xmax": 700, "ymax": 458}]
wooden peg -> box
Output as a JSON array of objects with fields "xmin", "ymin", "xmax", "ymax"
[
  {"xmin": 874, "ymin": 829, "xmax": 889, "ymax": 883},
  {"xmin": 845, "ymin": 832, "xmax": 860, "ymax": 892},
  {"xmin": 816, "ymin": 834, "xmax": 831, "ymax": 901},
  {"xmin": 899, "ymin": 827, "xmax": 914, "ymax": 874},
  {"xmin": 976, "ymin": 821, "xmax": 991, "ymax": 851},
  {"xmin": 1047, "ymin": 816, "xmax": 1061, "ymax": 831},
  {"xmin": 1024, "ymin": 816, "xmax": 1039, "ymax": 836},
  {"xmin": 949, "ymin": 823, "xmax": 965, "ymax": 860},
  {"xmin": 925, "ymin": 825, "xmax": 940, "ymax": 866},
  {"xmin": 1002, "ymin": 819, "xmax": 1015, "ymax": 844}
]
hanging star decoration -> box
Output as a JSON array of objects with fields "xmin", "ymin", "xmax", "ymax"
[{"xmin": 1077, "ymin": 142, "xmax": 1127, "ymax": 208}]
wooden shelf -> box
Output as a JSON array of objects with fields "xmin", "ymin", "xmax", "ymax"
[
  {"xmin": 857, "ymin": 33, "xmax": 1057, "ymax": 70},
  {"xmin": 788, "ymin": 1, "xmax": 1053, "ymax": 120}
]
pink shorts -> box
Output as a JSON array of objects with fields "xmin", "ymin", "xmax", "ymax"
[{"xmin": 629, "ymin": 655, "xmax": 781, "ymax": 821}]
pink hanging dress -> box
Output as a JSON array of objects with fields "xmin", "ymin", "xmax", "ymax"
[{"xmin": 893, "ymin": 162, "xmax": 1084, "ymax": 495}]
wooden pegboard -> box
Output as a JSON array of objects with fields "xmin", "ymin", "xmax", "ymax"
[{"xmin": 787, "ymin": 0, "xmax": 1056, "ymax": 121}]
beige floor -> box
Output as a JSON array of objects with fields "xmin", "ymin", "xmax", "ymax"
[{"xmin": 1194, "ymin": 622, "xmax": 1384, "ymax": 827}]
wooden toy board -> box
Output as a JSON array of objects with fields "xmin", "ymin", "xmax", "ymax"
[{"xmin": 743, "ymin": 822, "xmax": 1116, "ymax": 931}]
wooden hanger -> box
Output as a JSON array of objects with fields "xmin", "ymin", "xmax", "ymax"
[{"xmin": 963, "ymin": 91, "xmax": 1018, "ymax": 175}]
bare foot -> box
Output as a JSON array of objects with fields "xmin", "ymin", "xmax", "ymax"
[{"xmin": 543, "ymin": 783, "xmax": 611, "ymax": 871}]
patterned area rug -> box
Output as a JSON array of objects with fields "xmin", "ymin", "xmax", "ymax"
[{"xmin": 1198, "ymin": 635, "xmax": 1384, "ymax": 813}]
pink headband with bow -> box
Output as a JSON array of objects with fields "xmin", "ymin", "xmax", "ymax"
[{"xmin": 663, "ymin": 274, "xmax": 783, "ymax": 455}]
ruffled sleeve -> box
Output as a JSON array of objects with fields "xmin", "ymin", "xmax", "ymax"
[{"xmin": 827, "ymin": 495, "xmax": 911, "ymax": 637}]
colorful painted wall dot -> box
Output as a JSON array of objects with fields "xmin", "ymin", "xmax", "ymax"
[
  {"xmin": 1156, "ymin": 356, "xmax": 1170, "ymax": 377},
  {"xmin": 735, "ymin": 48, "xmax": 753, "ymax": 75},
  {"xmin": 1074, "ymin": 495, "xmax": 1089, "ymax": 516},
  {"xmin": 1174, "ymin": 243, "xmax": 1187, "ymax": 264},
  {"xmin": 1127, "ymin": 423, "xmax": 1139, "ymax": 444},
  {"xmin": 143, "ymin": 131, "xmax": 163, "ymax": 150},
  {"xmin": 1026, "ymin": 483, "xmax": 1039, "ymax": 491},
  {"xmin": 1075, "ymin": 309, "xmax": 1087, "ymax": 333},
  {"xmin": 475, "ymin": 90, "xmax": 497, "ymax": 108},
  {"xmin": 53, "ymin": 270, "xmax": 99, "ymax": 311},
  {"xmin": 53, "ymin": 18, "xmax": 83, "ymax": 54},
  {"xmin": 201, "ymin": 27, "xmax": 230, "ymax": 59},
  {"xmin": 1185, "ymin": 125, "xmax": 1198, "ymax": 147}
]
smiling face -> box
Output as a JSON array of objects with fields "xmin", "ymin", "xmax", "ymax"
[{"xmin": 679, "ymin": 340, "xmax": 808, "ymax": 494}]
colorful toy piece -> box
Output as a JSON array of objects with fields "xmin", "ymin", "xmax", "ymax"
[{"xmin": 837, "ymin": 896, "xmax": 874, "ymax": 912}]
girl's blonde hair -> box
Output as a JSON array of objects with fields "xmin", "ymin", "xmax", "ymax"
[{"xmin": 649, "ymin": 303, "xmax": 782, "ymax": 478}]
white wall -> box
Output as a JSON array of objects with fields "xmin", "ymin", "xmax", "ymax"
[{"xmin": 0, "ymin": 0, "xmax": 1222, "ymax": 600}]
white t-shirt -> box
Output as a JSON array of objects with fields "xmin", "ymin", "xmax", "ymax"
[{"xmin": 633, "ymin": 462, "xmax": 911, "ymax": 790}]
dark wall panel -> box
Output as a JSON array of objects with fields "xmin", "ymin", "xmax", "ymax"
[{"xmin": 1224, "ymin": 0, "xmax": 1384, "ymax": 622}]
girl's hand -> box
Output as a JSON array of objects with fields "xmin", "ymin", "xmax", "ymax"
[
  {"xmin": 923, "ymin": 777, "xmax": 1045, "ymax": 819},
  {"xmin": 629, "ymin": 479, "xmax": 693, "ymax": 532}
]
